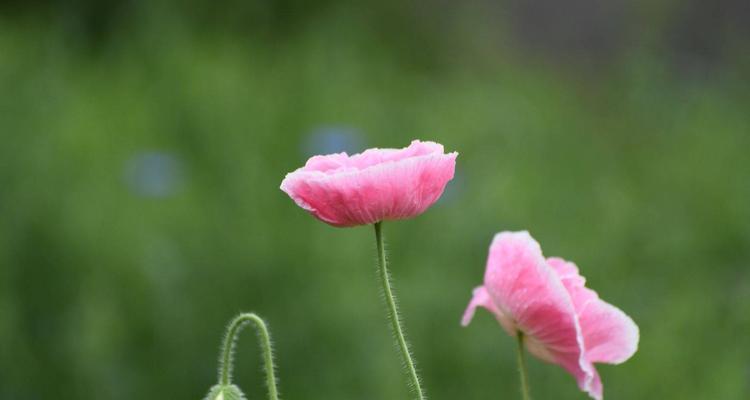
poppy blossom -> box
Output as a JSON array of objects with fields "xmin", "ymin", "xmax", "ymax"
[
  {"xmin": 280, "ymin": 140, "xmax": 457, "ymax": 227},
  {"xmin": 462, "ymin": 231, "xmax": 639, "ymax": 400}
]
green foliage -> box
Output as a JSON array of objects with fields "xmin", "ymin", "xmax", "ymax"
[{"xmin": 0, "ymin": 4, "xmax": 749, "ymax": 400}]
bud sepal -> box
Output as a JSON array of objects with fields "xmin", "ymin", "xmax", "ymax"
[{"xmin": 205, "ymin": 384, "xmax": 247, "ymax": 400}]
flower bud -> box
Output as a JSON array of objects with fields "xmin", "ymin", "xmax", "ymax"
[{"xmin": 204, "ymin": 384, "xmax": 246, "ymax": 400}]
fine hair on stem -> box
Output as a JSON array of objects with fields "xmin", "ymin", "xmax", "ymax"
[
  {"xmin": 218, "ymin": 313, "xmax": 280, "ymax": 400},
  {"xmin": 374, "ymin": 221, "xmax": 426, "ymax": 400}
]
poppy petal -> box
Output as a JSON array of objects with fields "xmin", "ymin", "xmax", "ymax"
[
  {"xmin": 281, "ymin": 140, "xmax": 457, "ymax": 227},
  {"xmin": 548, "ymin": 257, "xmax": 639, "ymax": 365}
]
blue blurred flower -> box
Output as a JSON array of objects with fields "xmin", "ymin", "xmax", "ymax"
[
  {"xmin": 303, "ymin": 125, "xmax": 365, "ymax": 156},
  {"xmin": 124, "ymin": 151, "xmax": 185, "ymax": 198}
]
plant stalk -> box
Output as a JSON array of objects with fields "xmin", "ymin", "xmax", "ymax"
[
  {"xmin": 219, "ymin": 313, "xmax": 279, "ymax": 400},
  {"xmin": 374, "ymin": 222, "xmax": 425, "ymax": 400},
  {"xmin": 516, "ymin": 331, "xmax": 531, "ymax": 400}
]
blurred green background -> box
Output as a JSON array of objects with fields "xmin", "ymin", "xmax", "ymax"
[{"xmin": 1, "ymin": 1, "xmax": 749, "ymax": 399}]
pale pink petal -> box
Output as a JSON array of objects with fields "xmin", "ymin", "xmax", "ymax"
[
  {"xmin": 464, "ymin": 232, "xmax": 638, "ymax": 400},
  {"xmin": 281, "ymin": 140, "xmax": 457, "ymax": 227},
  {"xmin": 462, "ymin": 286, "xmax": 492, "ymax": 326},
  {"xmin": 461, "ymin": 286, "xmax": 516, "ymax": 335},
  {"xmin": 349, "ymin": 140, "xmax": 445, "ymax": 169},
  {"xmin": 465, "ymin": 231, "xmax": 600, "ymax": 399},
  {"xmin": 481, "ymin": 232, "xmax": 582, "ymax": 358},
  {"xmin": 548, "ymin": 257, "xmax": 640, "ymax": 365},
  {"xmin": 556, "ymin": 355, "xmax": 602, "ymax": 400}
]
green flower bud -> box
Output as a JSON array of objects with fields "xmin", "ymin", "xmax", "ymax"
[
  {"xmin": 203, "ymin": 313, "xmax": 280, "ymax": 400},
  {"xmin": 205, "ymin": 384, "xmax": 246, "ymax": 400}
]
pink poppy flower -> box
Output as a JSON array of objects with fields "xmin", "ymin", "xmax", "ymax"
[
  {"xmin": 462, "ymin": 231, "xmax": 639, "ymax": 400},
  {"xmin": 280, "ymin": 140, "xmax": 458, "ymax": 227}
]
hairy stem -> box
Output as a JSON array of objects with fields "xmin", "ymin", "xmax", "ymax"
[
  {"xmin": 219, "ymin": 313, "xmax": 279, "ymax": 400},
  {"xmin": 516, "ymin": 331, "xmax": 531, "ymax": 400},
  {"xmin": 374, "ymin": 222, "xmax": 426, "ymax": 400}
]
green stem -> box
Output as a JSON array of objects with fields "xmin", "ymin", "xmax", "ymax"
[
  {"xmin": 516, "ymin": 331, "xmax": 531, "ymax": 400},
  {"xmin": 219, "ymin": 313, "xmax": 280, "ymax": 400},
  {"xmin": 374, "ymin": 222, "xmax": 426, "ymax": 400}
]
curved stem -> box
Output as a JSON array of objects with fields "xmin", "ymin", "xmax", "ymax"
[
  {"xmin": 374, "ymin": 222, "xmax": 426, "ymax": 400},
  {"xmin": 516, "ymin": 331, "xmax": 531, "ymax": 400},
  {"xmin": 219, "ymin": 313, "xmax": 280, "ymax": 400}
]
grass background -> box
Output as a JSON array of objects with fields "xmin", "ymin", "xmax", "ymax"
[{"xmin": 1, "ymin": 1, "xmax": 749, "ymax": 399}]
